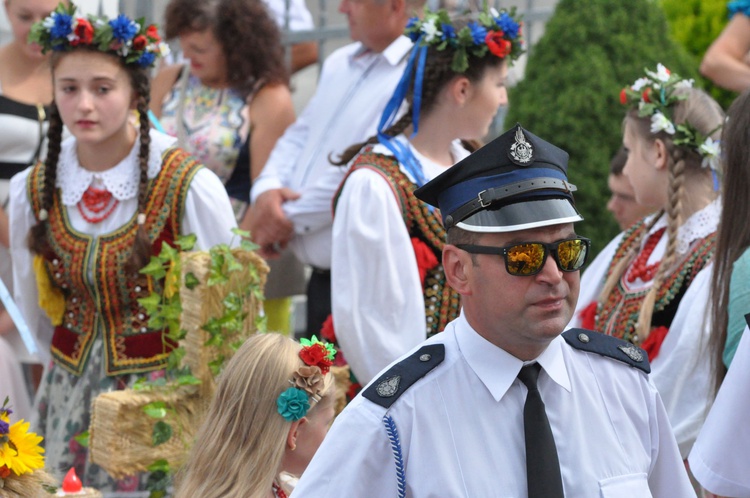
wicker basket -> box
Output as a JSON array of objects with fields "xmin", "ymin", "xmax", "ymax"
[
  {"xmin": 89, "ymin": 248, "xmax": 268, "ymax": 479},
  {"xmin": 0, "ymin": 469, "xmax": 56, "ymax": 498}
]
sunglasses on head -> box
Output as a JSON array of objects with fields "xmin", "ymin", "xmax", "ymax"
[{"xmin": 456, "ymin": 237, "xmax": 591, "ymax": 276}]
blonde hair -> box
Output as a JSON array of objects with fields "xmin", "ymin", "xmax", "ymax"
[
  {"xmin": 174, "ymin": 333, "xmax": 335, "ymax": 498},
  {"xmin": 601, "ymin": 87, "xmax": 724, "ymax": 343}
]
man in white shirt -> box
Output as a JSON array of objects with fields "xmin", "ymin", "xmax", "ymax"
[
  {"xmin": 291, "ymin": 125, "xmax": 695, "ymax": 497},
  {"xmin": 248, "ymin": 0, "xmax": 424, "ymax": 338}
]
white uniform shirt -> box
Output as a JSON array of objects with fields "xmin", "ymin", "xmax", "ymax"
[
  {"xmin": 292, "ymin": 313, "xmax": 695, "ymax": 498},
  {"xmin": 689, "ymin": 325, "xmax": 750, "ymax": 497},
  {"xmin": 569, "ymin": 199, "xmax": 720, "ymax": 458},
  {"xmin": 262, "ymin": 0, "xmax": 314, "ymax": 30},
  {"xmin": 332, "ymin": 138, "xmax": 470, "ymax": 384},
  {"xmin": 250, "ymin": 36, "xmax": 413, "ymax": 269},
  {"xmin": 9, "ymin": 129, "xmax": 237, "ymax": 362}
]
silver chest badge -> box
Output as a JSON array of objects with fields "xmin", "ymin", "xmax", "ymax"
[
  {"xmin": 376, "ymin": 376, "xmax": 401, "ymax": 397},
  {"xmin": 509, "ymin": 128, "xmax": 533, "ymax": 165},
  {"xmin": 618, "ymin": 344, "xmax": 644, "ymax": 363}
]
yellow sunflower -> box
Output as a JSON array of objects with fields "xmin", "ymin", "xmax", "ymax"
[{"xmin": 0, "ymin": 420, "xmax": 45, "ymax": 476}]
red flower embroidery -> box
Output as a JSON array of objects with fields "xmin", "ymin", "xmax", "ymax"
[
  {"xmin": 485, "ymin": 30, "xmax": 512, "ymax": 58},
  {"xmin": 300, "ymin": 343, "xmax": 333, "ymax": 374},
  {"xmin": 619, "ymin": 88, "xmax": 628, "ymax": 105},
  {"xmin": 72, "ymin": 18, "xmax": 94, "ymax": 46},
  {"xmin": 411, "ymin": 237, "xmax": 438, "ymax": 285},
  {"xmin": 132, "ymin": 35, "xmax": 148, "ymax": 51}
]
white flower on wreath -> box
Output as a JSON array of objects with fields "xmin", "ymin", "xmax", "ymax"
[
  {"xmin": 646, "ymin": 63, "xmax": 671, "ymax": 83},
  {"xmin": 650, "ymin": 112, "xmax": 675, "ymax": 135},
  {"xmin": 631, "ymin": 77, "xmax": 651, "ymax": 92},
  {"xmin": 676, "ymin": 79, "xmax": 695, "ymax": 89},
  {"xmin": 699, "ymin": 137, "xmax": 721, "ymax": 171},
  {"xmin": 422, "ymin": 18, "xmax": 441, "ymax": 43},
  {"xmin": 67, "ymin": 18, "xmax": 80, "ymax": 43}
]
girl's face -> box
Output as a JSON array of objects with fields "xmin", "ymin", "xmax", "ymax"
[
  {"xmin": 285, "ymin": 395, "xmax": 336, "ymax": 476},
  {"xmin": 622, "ymin": 119, "xmax": 669, "ymax": 208},
  {"xmin": 5, "ymin": 0, "xmax": 62, "ymax": 59},
  {"xmin": 54, "ymin": 51, "xmax": 135, "ymax": 152},
  {"xmin": 461, "ymin": 61, "xmax": 509, "ymax": 140},
  {"xmin": 179, "ymin": 29, "xmax": 228, "ymax": 87}
]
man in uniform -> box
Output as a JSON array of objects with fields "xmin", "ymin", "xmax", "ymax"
[{"xmin": 291, "ymin": 124, "xmax": 695, "ymax": 497}]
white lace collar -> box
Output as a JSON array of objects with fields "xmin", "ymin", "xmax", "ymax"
[
  {"xmin": 647, "ymin": 196, "xmax": 721, "ymax": 254},
  {"xmin": 57, "ymin": 129, "xmax": 177, "ymax": 206}
]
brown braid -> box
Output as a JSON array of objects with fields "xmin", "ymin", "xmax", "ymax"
[
  {"xmin": 126, "ymin": 67, "xmax": 155, "ymax": 274},
  {"xmin": 331, "ymin": 16, "xmax": 504, "ymax": 167},
  {"xmin": 635, "ymin": 151, "xmax": 686, "ymax": 341},
  {"xmin": 28, "ymin": 103, "xmax": 64, "ymax": 256}
]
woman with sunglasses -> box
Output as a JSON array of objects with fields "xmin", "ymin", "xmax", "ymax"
[
  {"xmin": 327, "ymin": 8, "xmax": 522, "ymax": 387},
  {"xmin": 571, "ymin": 65, "xmax": 724, "ymax": 464}
]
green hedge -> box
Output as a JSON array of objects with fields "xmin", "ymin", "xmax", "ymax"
[{"xmin": 505, "ymin": 0, "xmax": 697, "ymax": 257}]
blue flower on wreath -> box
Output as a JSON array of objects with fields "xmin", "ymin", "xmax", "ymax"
[
  {"xmin": 468, "ymin": 22, "xmax": 487, "ymax": 45},
  {"xmin": 495, "ymin": 13, "xmax": 520, "ymax": 39},
  {"xmin": 0, "ymin": 419, "xmax": 9, "ymax": 436},
  {"xmin": 109, "ymin": 14, "xmax": 138, "ymax": 43},
  {"xmin": 440, "ymin": 23, "xmax": 456, "ymax": 42},
  {"xmin": 49, "ymin": 13, "xmax": 73, "ymax": 40},
  {"xmin": 405, "ymin": 17, "xmax": 421, "ymax": 42},
  {"xmin": 277, "ymin": 387, "xmax": 310, "ymax": 421},
  {"xmin": 137, "ymin": 51, "xmax": 156, "ymax": 68}
]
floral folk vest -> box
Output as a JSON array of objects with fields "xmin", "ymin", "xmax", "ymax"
[
  {"xmin": 335, "ymin": 149, "xmax": 461, "ymax": 337},
  {"xmin": 594, "ymin": 219, "xmax": 715, "ymax": 345},
  {"xmin": 27, "ymin": 148, "xmax": 202, "ymax": 376}
]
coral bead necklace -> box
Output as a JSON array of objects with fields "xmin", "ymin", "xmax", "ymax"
[
  {"xmin": 77, "ymin": 186, "xmax": 119, "ymax": 223},
  {"xmin": 272, "ymin": 482, "xmax": 288, "ymax": 498},
  {"xmin": 626, "ymin": 227, "xmax": 666, "ymax": 283}
]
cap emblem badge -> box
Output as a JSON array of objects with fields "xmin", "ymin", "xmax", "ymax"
[{"xmin": 509, "ymin": 128, "xmax": 533, "ymax": 165}]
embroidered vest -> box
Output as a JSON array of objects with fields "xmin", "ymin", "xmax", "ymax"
[
  {"xmin": 594, "ymin": 219, "xmax": 715, "ymax": 344},
  {"xmin": 28, "ymin": 148, "xmax": 202, "ymax": 376},
  {"xmin": 334, "ymin": 149, "xmax": 461, "ymax": 337}
]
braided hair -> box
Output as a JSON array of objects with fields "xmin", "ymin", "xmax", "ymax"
[
  {"xmin": 599, "ymin": 87, "xmax": 724, "ymax": 344},
  {"xmin": 27, "ymin": 48, "xmax": 155, "ymax": 274},
  {"xmin": 332, "ymin": 19, "xmax": 504, "ymax": 167}
]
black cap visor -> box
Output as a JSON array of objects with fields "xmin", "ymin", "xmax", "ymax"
[{"xmin": 456, "ymin": 198, "xmax": 583, "ymax": 233}]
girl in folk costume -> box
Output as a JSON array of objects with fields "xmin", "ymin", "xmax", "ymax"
[
  {"xmin": 174, "ymin": 333, "xmax": 336, "ymax": 498},
  {"xmin": 328, "ymin": 8, "xmax": 523, "ymax": 386},
  {"xmin": 8, "ymin": 4, "xmax": 236, "ymax": 492},
  {"xmin": 570, "ymin": 64, "xmax": 724, "ymax": 460}
]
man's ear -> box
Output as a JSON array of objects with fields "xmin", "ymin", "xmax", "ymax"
[{"xmin": 443, "ymin": 244, "xmax": 473, "ymax": 296}]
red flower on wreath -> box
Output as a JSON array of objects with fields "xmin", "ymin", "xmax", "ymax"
[
  {"xmin": 300, "ymin": 343, "xmax": 333, "ymax": 374},
  {"xmin": 132, "ymin": 35, "xmax": 148, "ymax": 51},
  {"xmin": 71, "ymin": 18, "xmax": 94, "ymax": 46},
  {"xmin": 619, "ymin": 88, "xmax": 628, "ymax": 105},
  {"xmin": 146, "ymin": 25, "xmax": 161, "ymax": 43},
  {"xmin": 0, "ymin": 465, "xmax": 11, "ymax": 479},
  {"xmin": 485, "ymin": 30, "xmax": 512, "ymax": 59},
  {"xmin": 641, "ymin": 87, "xmax": 652, "ymax": 103}
]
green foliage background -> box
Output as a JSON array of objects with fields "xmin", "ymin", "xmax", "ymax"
[{"xmin": 505, "ymin": 0, "xmax": 698, "ymax": 257}]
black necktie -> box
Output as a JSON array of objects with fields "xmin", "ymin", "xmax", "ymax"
[{"xmin": 517, "ymin": 363, "xmax": 564, "ymax": 497}]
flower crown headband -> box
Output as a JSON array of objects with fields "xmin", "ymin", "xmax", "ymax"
[
  {"xmin": 276, "ymin": 336, "xmax": 336, "ymax": 422},
  {"xmin": 377, "ymin": 7, "xmax": 523, "ymax": 190},
  {"xmin": 619, "ymin": 64, "xmax": 721, "ymax": 174},
  {"xmin": 29, "ymin": 3, "xmax": 169, "ymax": 69}
]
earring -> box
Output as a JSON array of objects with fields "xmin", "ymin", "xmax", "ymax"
[{"xmin": 290, "ymin": 443, "xmax": 296, "ymax": 451}]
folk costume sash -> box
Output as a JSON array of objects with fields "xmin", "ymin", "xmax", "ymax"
[
  {"xmin": 27, "ymin": 147, "xmax": 201, "ymax": 376},
  {"xmin": 594, "ymin": 219, "xmax": 715, "ymax": 347},
  {"xmin": 334, "ymin": 148, "xmax": 460, "ymax": 337}
]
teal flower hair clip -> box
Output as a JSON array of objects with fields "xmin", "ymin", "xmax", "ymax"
[{"xmin": 277, "ymin": 336, "xmax": 336, "ymax": 422}]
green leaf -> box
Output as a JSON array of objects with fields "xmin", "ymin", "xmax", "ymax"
[
  {"xmin": 176, "ymin": 233, "xmax": 197, "ymax": 251},
  {"xmin": 138, "ymin": 293, "xmax": 162, "ymax": 313},
  {"xmin": 139, "ymin": 258, "xmax": 167, "ymax": 279},
  {"xmin": 152, "ymin": 420, "xmax": 173, "ymax": 446},
  {"xmin": 143, "ymin": 402, "xmax": 168, "ymax": 419},
  {"xmin": 231, "ymin": 227, "xmax": 251, "ymax": 239},
  {"xmin": 146, "ymin": 459, "xmax": 171, "ymax": 473},
  {"xmin": 239, "ymin": 238, "xmax": 259, "ymax": 251},
  {"xmin": 73, "ymin": 430, "xmax": 90, "ymax": 448},
  {"xmin": 184, "ymin": 272, "xmax": 200, "ymax": 290},
  {"xmin": 177, "ymin": 374, "xmax": 202, "ymax": 386},
  {"xmin": 159, "ymin": 241, "xmax": 178, "ymax": 262}
]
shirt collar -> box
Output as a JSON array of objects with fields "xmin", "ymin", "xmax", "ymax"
[
  {"xmin": 350, "ymin": 35, "xmax": 413, "ymax": 66},
  {"xmin": 455, "ymin": 313, "xmax": 572, "ymax": 402}
]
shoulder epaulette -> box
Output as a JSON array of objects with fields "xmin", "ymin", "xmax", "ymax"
[
  {"xmin": 363, "ymin": 344, "xmax": 445, "ymax": 408},
  {"xmin": 563, "ymin": 328, "xmax": 650, "ymax": 374}
]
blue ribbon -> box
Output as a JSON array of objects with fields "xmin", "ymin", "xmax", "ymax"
[{"xmin": 376, "ymin": 39, "xmax": 430, "ymax": 190}]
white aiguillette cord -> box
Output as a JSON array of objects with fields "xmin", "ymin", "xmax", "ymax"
[{"xmin": 0, "ymin": 275, "xmax": 38, "ymax": 355}]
